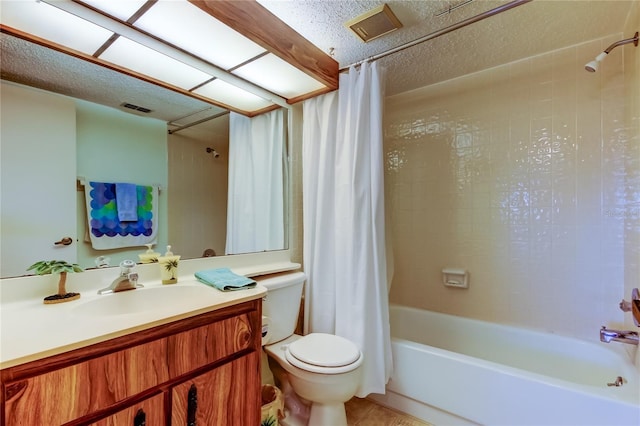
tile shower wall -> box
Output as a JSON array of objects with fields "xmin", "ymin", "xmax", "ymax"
[{"xmin": 384, "ymin": 33, "xmax": 639, "ymax": 340}]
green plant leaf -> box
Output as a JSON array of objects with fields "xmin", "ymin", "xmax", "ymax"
[{"xmin": 26, "ymin": 260, "xmax": 84, "ymax": 275}]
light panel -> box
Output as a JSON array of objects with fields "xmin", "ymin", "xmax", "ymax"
[
  {"xmin": 79, "ymin": 0, "xmax": 148, "ymax": 22},
  {"xmin": 1, "ymin": 0, "xmax": 333, "ymax": 115},
  {"xmin": 193, "ymin": 79, "xmax": 274, "ymax": 112},
  {"xmin": 1, "ymin": 0, "xmax": 113, "ymax": 55},
  {"xmin": 233, "ymin": 53, "xmax": 327, "ymax": 98},
  {"xmin": 99, "ymin": 36, "xmax": 212, "ymax": 90},
  {"xmin": 133, "ymin": 1, "xmax": 267, "ymax": 70}
]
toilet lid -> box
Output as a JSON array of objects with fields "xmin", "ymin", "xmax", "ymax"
[{"xmin": 287, "ymin": 333, "xmax": 361, "ymax": 368}]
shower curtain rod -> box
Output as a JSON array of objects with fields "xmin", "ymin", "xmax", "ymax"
[
  {"xmin": 340, "ymin": 0, "xmax": 533, "ymax": 71},
  {"xmin": 167, "ymin": 110, "xmax": 230, "ymax": 134}
]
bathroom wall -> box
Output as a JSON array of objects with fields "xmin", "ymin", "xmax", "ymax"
[{"xmin": 384, "ymin": 28, "xmax": 640, "ymax": 340}]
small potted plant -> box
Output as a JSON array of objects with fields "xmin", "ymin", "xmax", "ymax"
[{"xmin": 27, "ymin": 260, "xmax": 84, "ymax": 304}]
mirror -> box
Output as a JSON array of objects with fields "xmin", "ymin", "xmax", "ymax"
[{"xmin": 0, "ymin": 76, "xmax": 287, "ymax": 277}]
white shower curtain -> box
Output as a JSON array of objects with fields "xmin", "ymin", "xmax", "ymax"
[
  {"xmin": 226, "ymin": 109, "xmax": 285, "ymax": 254},
  {"xmin": 302, "ymin": 61, "xmax": 392, "ymax": 397}
]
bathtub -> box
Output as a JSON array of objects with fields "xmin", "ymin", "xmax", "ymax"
[{"xmin": 369, "ymin": 305, "xmax": 640, "ymax": 426}]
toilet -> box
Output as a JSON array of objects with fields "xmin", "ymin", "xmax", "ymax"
[{"xmin": 259, "ymin": 272, "xmax": 363, "ymax": 426}]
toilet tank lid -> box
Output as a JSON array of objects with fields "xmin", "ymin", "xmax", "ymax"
[{"xmin": 256, "ymin": 271, "xmax": 306, "ymax": 290}]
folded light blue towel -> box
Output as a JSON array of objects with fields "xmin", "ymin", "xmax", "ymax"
[
  {"xmin": 195, "ymin": 267, "xmax": 256, "ymax": 291},
  {"xmin": 116, "ymin": 183, "xmax": 138, "ymax": 222}
]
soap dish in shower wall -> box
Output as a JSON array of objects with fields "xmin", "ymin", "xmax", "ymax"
[{"xmin": 442, "ymin": 268, "xmax": 468, "ymax": 288}]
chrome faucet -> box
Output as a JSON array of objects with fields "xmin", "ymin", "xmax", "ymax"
[
  {"xmin": 97, "ymin": 260, "xmax": 142, "ymax": 294},
  {"xmin": 600, "ymin": 326, "xmax": 639, "ymax": 345}
]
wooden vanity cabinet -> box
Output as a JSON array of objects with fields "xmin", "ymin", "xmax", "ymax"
[
  {"xmin": 171, "ymin": 352, "xmax": 259, "ymax": 425},
  {"xmin": 91, "ymin": 393, "xmax": 165, "ymax": 426},
  {"xmin": 1, "ymin": 299, "xmax": 261, "ymax": 426}
]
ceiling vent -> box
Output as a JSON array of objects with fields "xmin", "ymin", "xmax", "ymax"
[
  {"xmin": 345, "ymin": 4, "xmax": 403, "ymax": 43},
  {"xmin": 121, "ymin": 102, "xmax": 152, "ymax": 113}
]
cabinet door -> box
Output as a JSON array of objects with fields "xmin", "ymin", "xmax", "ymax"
[
  {"xmin": 171, "ymin": 352, "xmax": 260, "ymax": 426},
  {"xmin": 91, "ymin": 393, "xmax": 165, "ymax": 426},
  {"xmin": 3, "ymin": 338, "xmax": 168, "ymax": 425}
]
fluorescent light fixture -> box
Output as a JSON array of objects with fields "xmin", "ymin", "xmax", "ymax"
[
  {"xmin": 133, "ymin": 1, "xmax": 267, "ymax": 70},
  {"xmin": 233, "ymin": 53, "xmax": 327, "ymax": 98},
  {"xmin": 0, "ymin": 1, "xmax": 113, "ymax": 55},
  {"xmin": 1, "ymin": 0, "xmax": 332, "ymax": 115},
  {"xmin": 100, "ymin": 37, "xmax": 212, "ymax": 90},
  {"xmin": 193, "ymin": 79, "xmax": 274, "ymax": 112},
  {"xmin": 79, "ymin": 0, "xmax": 148, "ymax": 22}
]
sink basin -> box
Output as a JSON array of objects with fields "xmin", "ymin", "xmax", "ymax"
[{"xmin": 72, "ymin": 285, "xmax": 219, "ymax": 317}]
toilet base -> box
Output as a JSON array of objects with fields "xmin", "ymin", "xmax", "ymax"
[{"xmin": 308, "ymin": 402, "xmax": 347, "ymax": 426}]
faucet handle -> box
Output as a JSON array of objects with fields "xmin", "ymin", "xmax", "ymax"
[
  {"xmin": 119, "ymin": 259, "xmax": 136, "ymax": 276},
  {"xmin": 128, "ymin": 272, "xmax": 139, "ymax": 286}
]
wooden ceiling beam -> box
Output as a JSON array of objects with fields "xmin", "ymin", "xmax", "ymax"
[{"xmin": 190, "ymin": 0, "xmax": 339, "ymax": 93}]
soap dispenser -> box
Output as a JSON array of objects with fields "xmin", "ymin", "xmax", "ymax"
[
  {"xmin": 138, "ymin": 243, "xmax": 160, "ymax": 264},
  {"xmin": 158, "ymin": 245, "xmax": 180, "ymax": 284}
]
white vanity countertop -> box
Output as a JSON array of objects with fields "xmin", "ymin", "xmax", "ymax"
[{"xmin": 0, "ymin": 279, "xmax": 266, "ymax": 370}]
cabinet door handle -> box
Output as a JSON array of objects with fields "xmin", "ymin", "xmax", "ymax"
[
  {"xmin": 187, "ymin": 384, "xmax": 198, "ymax": 426},
  {"xmin": 134, "ymin": 408, "xmax": 146, "ymax": 426}
]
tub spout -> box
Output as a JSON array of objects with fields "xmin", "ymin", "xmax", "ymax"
[{"xmin": 600, "ymin": 326, "xmax": 639, "ymax": 345}]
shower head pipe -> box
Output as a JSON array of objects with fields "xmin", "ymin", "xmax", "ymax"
[
  {"xmin": 603, "ymin": 31, "xmax": 639, "ymax": 54},
  {"xmin": 585, "ymin": 31, "xmax": 638, "ymax": 72}
]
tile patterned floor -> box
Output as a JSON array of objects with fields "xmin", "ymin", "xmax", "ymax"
[{"xmin": 345, "ymin": 397, "xmax": 433, "ymax": 426}]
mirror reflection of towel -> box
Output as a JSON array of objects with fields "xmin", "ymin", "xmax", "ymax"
[
  {"xmin": 85, "ymin": 181, "xmax": 159, "ymax": 250},
  {"xmin": 116, "ymin": 183, "xmax": 137, "ymax": 221}
]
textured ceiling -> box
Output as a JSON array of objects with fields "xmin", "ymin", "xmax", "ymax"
[
  {"xmin": 0, "ymin": 33, "xmax": 224, "ymax": 125},
  {"xmin": 1, "ymin": 0, "xmax": 636, "ymax": 125},
  {"xmin": 258, "ymin": 0, "xmax": 637, "ymax": 96}
]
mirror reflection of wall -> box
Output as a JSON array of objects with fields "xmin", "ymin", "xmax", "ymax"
[
  {"xmin": 0, "ymin": 80, "xmax": 288, "ymax": 278},
  {"xmin": 168, "ymin": 114, "xmax": 229, "ymax": 260},
  {"xmin": 0, "ymin": 81, "xmax": 77, "ymax": 278},
  {"xmin": 75, "ymin": 99, "xmax": 169, "ymax": 270}
]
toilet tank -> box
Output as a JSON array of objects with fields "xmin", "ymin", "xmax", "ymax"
[{"xmin": 258, "ymin": 271, "xmax": 306, "ymax": 344}]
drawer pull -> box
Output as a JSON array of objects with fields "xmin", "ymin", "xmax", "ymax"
[
  {"xmin": 134, "ymin": 408, "xmax": 146, "ymax": 426},
  {"xmin": 187, "ymin": 384, "xmax": 198, "ymax": 426}
]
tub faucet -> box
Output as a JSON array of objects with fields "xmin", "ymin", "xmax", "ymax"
[
  {"xmin": 97, "ymin": 260, "xmax": 142, "ymax": 294},
  {"xmin": 600, "ymin": 326, "xmax": 639, "ymax": 345}
]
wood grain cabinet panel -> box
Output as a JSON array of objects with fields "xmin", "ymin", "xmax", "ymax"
[
  {"xmin": 168, "ymin": 313, "xmax": 254, "ymax": 377},
  {"xmin": 171, "ymin": 352, "xmax": 260, "ymax": 426},
  {"xmin": 1, "ymin": 300, "xmax": 261, "ymax": 426},
  {"xmin": 3, "ymin": 338, "xmax": 168, "ymax": 425},
  {"xmin": 90, "ymin": 393, "xmax": 165, "ymax": 426}
]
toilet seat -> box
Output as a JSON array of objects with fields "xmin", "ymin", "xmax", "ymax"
[{"xmin": 285, "ymin": 333, "xmax": 362, "ymax": 374}]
